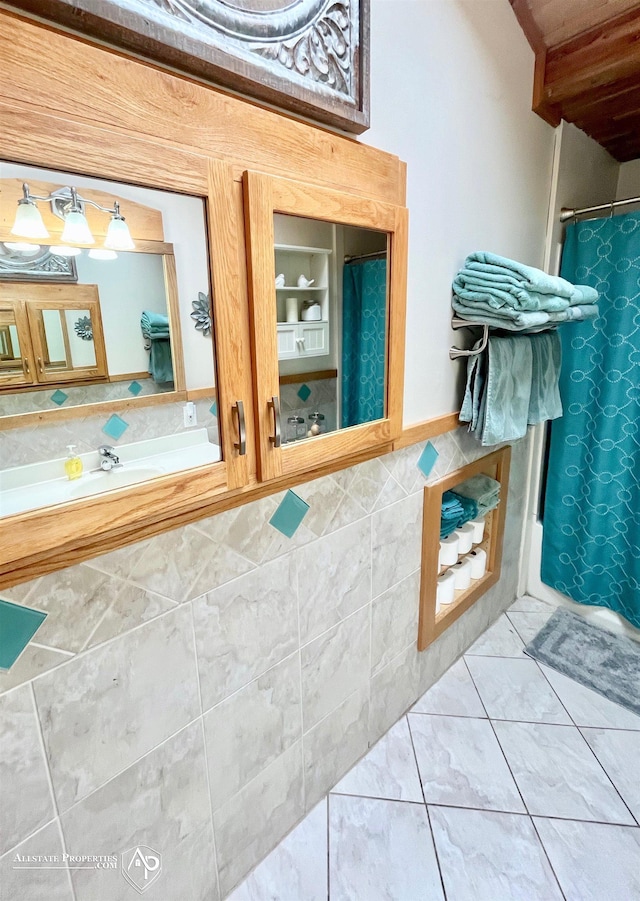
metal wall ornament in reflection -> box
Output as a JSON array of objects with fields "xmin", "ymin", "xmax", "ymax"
[
  {"xmin": 191, "ymin": 291, "xmax": 212, "ymax": 336},
  {"xmin": 74, "ymin": 315, "xmax": 94, "ymax": 341},
  {"xmin": 0, "ymin": 243, "xmax": 78, "ymax": 282},
  {"xmin": 7, "ymin": 0, "xmax": 369, "ymax": 133}
]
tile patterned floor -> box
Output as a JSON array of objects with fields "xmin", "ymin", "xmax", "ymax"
[{"xmin": 229, "ymin": 596, "xmax": 640, "ymax": 901}]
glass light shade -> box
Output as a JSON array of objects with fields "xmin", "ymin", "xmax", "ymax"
[
  {"xmin": 88, "ymin": 248, "xmax": 118, "ymax": 261},
  {"xmin": 11, "ymin": 201, "xmax": 50, "ymax": 240},
  {"xmin": 104, "ymin": 216, "xmax": 135, "ymax": 251},
  {"xmin": 50, "ymin": 245, "xmax": 82, "ymax": 257},
  {"xmin": 61, "ymin": 210, "xmax": 94, "ymax": 245}
]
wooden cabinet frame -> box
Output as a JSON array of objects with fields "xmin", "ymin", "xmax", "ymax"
[
  {"xmin": 243, "ymin": 170, "xmax": 408, "ymax": 482},
  {"xmin": 417, "ymin": 446, "xmax": 511, "ymax": 651},
  {"xmin": 0, "ymin": 9, "xmax": 407, "ymax": 587}
]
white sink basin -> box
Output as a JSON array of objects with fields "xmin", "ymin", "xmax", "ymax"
[
  {"xmin": 0, "ymin": 429, "xmax": 221, "ymax": 517},
  {"xmin": 68, "ymin": 466, "xmax": 164, "ymax": 499}
]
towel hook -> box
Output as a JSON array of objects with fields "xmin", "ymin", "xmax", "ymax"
[{"xmin": 449, "ymin": 317, "xmax": 490, "ymax": 360}]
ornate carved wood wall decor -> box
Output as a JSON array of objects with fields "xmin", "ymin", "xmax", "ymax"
[{"xmin": 6, "ymin": 0, "xmax": 370, "ymax": 133}]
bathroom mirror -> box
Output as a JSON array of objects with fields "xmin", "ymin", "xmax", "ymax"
[
  {"xmin": 0, "ymin": 161, "xmax": 222, "ymax": 517},
  {"xmin": 274, "ymin": 213, "xmax": 389, "ymax": 443}
]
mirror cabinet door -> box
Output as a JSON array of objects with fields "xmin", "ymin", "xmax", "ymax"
[
  {"xmin": 0, "ymin": 160, "xmax": 231, "ymax": 521},
  {"xmin": 244, "ymin": 171, "xmax": 407, "ymax": 481},
  {"xmin": 0, "ymin": 300, "xmax": 34, "ymax": 387}
]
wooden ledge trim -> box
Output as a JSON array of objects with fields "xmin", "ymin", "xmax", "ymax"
[{"xmin": 393, "ymin": 412, "xmax": 460, "ymax": 450}]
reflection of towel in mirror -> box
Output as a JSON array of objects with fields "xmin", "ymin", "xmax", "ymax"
[
  {"xmin": 141, "ymin": 311, "xmax": 173, "ymax": 384},
  {"xmin": 141, "ymin": 310, "xmax": 170, "ymax": 338}
]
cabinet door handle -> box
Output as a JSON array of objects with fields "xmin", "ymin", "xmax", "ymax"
[
  {"xmin": 232, "ymin": 400, "xmax": 246, "ymax": 456},
  {"xmin": 37, "ymin": 357, "xmax": 43, "ymax": 373},
  {"xmin": 267, "ymin": 395, "xmax": 282, "ymax": 448},
  {"xmin": 23, "ymin": 358, "xmax": 30, "ymax": 375}
]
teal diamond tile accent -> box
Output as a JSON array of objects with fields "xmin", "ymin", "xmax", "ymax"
[
  {"xmin": 0, "ymin": 599, "xmax": 47, "ymax": 670},
  {"xmin": 417, "ymin": 441, "xmax": 439, "ymax": 478},
  {"xmin": 102, "ymin": 414, "xmax": 129, "ymax": 441},
  {"xmin": 209, "ymin": 401, "xmax": 217, "ymax": 416},
  {"xmin": 269, "ymin": 490, "xmax": 309, "ymax": 538},
  {"xmin": 297, "ymin": 384, "xmax": 311, "ymax": 403},
  {"xmin": 50, "ymin": 389, "xmax": 68, "ymax": 406},
  {"xmin": 128, "ymin": 380, "xmax": 143, "ymax": 396}
]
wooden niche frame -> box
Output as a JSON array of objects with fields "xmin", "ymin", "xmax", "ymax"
[
  {"xmin": 417, "ymin": 446, "xmax": 511, "ymax": 651},
  {"xmin": 6, "ymin": 0, "xmax": 371, "ymax": 134}
]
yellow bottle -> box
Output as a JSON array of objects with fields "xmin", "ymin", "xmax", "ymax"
[{"xmin": 64, "ymin": 445, "xmax": 83, "ymax": 481}]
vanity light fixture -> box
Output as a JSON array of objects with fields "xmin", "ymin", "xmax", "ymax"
[
  {"xmin": 3, "ymin": 242, "xmax": 41, "ymax": 254},
  {"xmin": 10, "ymin": 183, "xmax": 135, "ymax": 252}
]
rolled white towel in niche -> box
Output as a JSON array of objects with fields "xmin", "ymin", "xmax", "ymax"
[
  {"xmin": 454, "ymin": 523, "xmax": 474, "ymax": 555},
  {"xmin": 436, "ymin": 570, "xmax": 456, "ymax": 609},
  {"xmin": 440, "ymin": 534, "xmax": 459, "ymax": 566},
  {"xmin": 451, "ymin": 558, "xmax": 472, "ymax": 590},
  {"xmin": 469, "ymin": 518, "xmax": 485, "ymax": 544},
  {"xmin": 469, "ymin": 548, "xmax": 487, "ymax": 579},
  {"xmin": 285, "ymin": 297, "xmax": 299, "ymax": 323}
]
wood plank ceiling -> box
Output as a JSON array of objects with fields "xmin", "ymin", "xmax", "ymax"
[{"xmin": 510, "ymin": 0, "xmax": 640, "ymax": 161}]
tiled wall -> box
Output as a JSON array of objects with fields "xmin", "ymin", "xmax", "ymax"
[
  {"xmin": 0, "ymin": 426, "xmax": 530, "ymax": 900},
  {"xmin": 0, "ymin": 378, "xmax": 172, "ymax": 417},
  {"xmin": 280, "ymin": 378, "xmax": 338, "ymax": 436},
  {"xmin": 0, "ymin": 396, "xmax": 218, "ymax": 468}
]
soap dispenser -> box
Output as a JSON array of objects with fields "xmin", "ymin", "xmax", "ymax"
[{"xmin": 64, "ymin": 445, "xmax": 83, "ymax": 481}]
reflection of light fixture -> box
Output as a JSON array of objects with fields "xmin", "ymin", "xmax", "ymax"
[
  {"xmin": 88, "ymin": 248, "xmax": 118, "ymax": 261},
  {"xmin": 10, "ymin": 183, "xmax": 135, "ymax": 252},
  {"xmin": 50, "ymin": 245, "xmax": 82, "ymax": 257},
  {"xmin": 4, "ymin": 242, "xmax": 41, "ymax": 254}
]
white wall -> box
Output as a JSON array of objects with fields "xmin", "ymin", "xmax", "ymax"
[
  {"xmin": 617, "ymin": 159, "xmax": 640, "ymax": 199},
  {"xmin": 75, "ymin": 251, "xmax": 167, "ymax": 376},
  {"xmin": 363, "ymin": 0, "xmax": 557, "ymax": 422}
]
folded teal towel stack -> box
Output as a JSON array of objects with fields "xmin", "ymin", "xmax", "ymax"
[
  {"xmin": 440, "ymin": 491, "xmax": 465, "ymax": 539},
  {"xmin": 452, "ymin": 251, "xmax": 599, "ymax": 326},
  {"xmin": 440, "ymin": 491, "xmax": 479, "ymax": 538},
  {"xmin": 453, "ymin": 474, "xmax": 500, "ymax": 518}
]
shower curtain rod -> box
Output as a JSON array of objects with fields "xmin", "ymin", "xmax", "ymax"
[
  {"xmin": 560, "ymin": 195, "xmax": 640, "ymax": 222},
  {"xmin": 344, "ymin": 250, "xmax": 386, "ymax": 263}
]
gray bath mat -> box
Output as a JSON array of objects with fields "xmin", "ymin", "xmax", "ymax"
[{"xmin": 525, "ymin": 607, "xmax": 640, "ymax": 718}]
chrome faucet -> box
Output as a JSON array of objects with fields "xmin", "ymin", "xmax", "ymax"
[{"xmin": 97, "ymin": 445, "xmax": 122, "ymax": 472}]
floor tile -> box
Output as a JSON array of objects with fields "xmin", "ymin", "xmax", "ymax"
[
  {"xmin": 508, "ymin": 609, "xmax": 553, "ymax": 645},
  {"xmin": 534, "ymin": 817, "xmax": 640, "ymax": 901},
  {"xmin": 538, "ymin": 664, "xmax": 640, "ymax": 730},
  {"xmin": 465, "ymin": 614, "xmax": 525, "ymax": 657},
  {"xmin": 332, "ymin": 717, "xmax": 423, "ymax": 802},
  {"xmin": 429, "ymin": 805, "xmax": 562, "ymax": 901},
  {"xmin": 408, "ymin": 714, "xmax": 525, "ymax": 813},
  {"xmin": 412, "ymin": 658, "xmax": 486, "ymax": 718},
  {"xmin": 465, "ymin": 656, "xmax": 571, "ymax": 724},
  {"xmin": 329, "ymin": 794, "xmax": 444, "ymax": 901},
  {"xmin": 228, "ymin": 800, "xmax": 327, "ymax": 901},
  {"xmin": 509, "ymin": 595, "xmax": 556, "ymax": 614},
  {"xmin": 493, "ymin": 721, "xmax": 635, "ymax": 824},
  {"xmin": 581, "ymin": 728, "xmax": 640, "ymax": 823}
]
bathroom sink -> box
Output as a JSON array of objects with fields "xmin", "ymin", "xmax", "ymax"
[
  {"xmin": 68, "ymin": 466, "xmax": 164, "ymax": 499},
  {"xmin": 0, "ymin": 429, "xmax": 221, "ymax": 516}
]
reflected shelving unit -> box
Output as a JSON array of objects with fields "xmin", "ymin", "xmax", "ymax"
[{"xmin": 274, "ymin": 243, "xmax": 332, "ymax": 360}]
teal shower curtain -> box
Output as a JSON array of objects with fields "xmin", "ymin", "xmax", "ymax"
[
  {"xmin": 341, "ymin": 258, "xmax": 387, "ymax": 428},
  {"xmin": 541, "ymin": 211, "xmax": 640, "ymax": 629}
]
